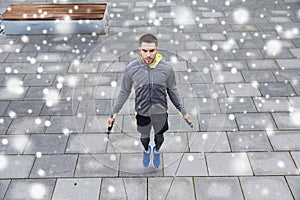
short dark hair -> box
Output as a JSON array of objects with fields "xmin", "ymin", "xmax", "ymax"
[{"xmin": 139, "ymin": 34, "xmax": 158, "ymax": 46}]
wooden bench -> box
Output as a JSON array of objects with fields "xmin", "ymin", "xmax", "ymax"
[{"xmin": 0, "ymin": 3, "xmax": 108, "ymax": 35}]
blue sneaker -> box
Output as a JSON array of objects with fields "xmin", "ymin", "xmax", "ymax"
[
  {"xmin": 142, "ymin": 145, "xmax": 151, "ymax": 167},
  {"xmin": 153, "ymin": 146, "xmax": 160, "ymax": 168}
]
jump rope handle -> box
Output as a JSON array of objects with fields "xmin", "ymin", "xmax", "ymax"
[
  {"xmin": 186, "ymin": 120, "xmax": 193, "ymax": 128},
  {"xmin": 107, "ymin": 123, "xmax": 114, "ymax": 136}
]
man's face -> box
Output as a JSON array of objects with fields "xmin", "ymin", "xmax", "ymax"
[{"xmin": 139, "ymin": 42, "xmax": 158, "ymax": 64}]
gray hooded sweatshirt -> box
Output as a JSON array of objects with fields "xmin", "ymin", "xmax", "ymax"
[{"xmin": 111, "ymin": 54, "xmax": 187, "ymax": 118}]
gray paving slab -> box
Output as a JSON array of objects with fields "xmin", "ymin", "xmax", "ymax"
[
  {"xmin": 0, "ymin": 101, "xmax": 9, "ymax": 116},
  {"xmin": 40, "ymin": 100, "xmax": 79, "ymax": 116},
  {"xmin": 52, "ymin": 178, "xmax": 101, "ymax": 200},
  {"xmin": 206, "ymin": 153, "xmax": 253, "ymax": 176},
  {"xmin": 199, "ymin": 114, "xmax": 238, "ymax": 132},
  {"xmin": 272, "ymin": 112, "xmax": 300, "ymax": 130},
  {"xmin": 163, "ymin": 153, "xmax": 207, "ymax": 176},
  {"xmin": 0, "ymin": 155, "xmax": 35, "ymax": 178},
  {"xmin": 291, "ymin": 81, "xmax": 300, "ymax": 95},
  {"xmin": 30, "ymin": 154, "xmax": 78, "ymax": 178},
  {"xmin": 183, "ymin": 98, "xmax": 220, "ymax": 114},
  {"xmin": 23, "ymin": 74, "xmax": 56, "ymax": 87},
  {"xmin": 0, "ymin": 117, "xmax": 12, "ymax": 135},
  {"xmin": 276, "ymin": 59, "xmax": 300, "ymax": 69},
  {"xmin": 218, "ymin": 97, "xmax": 257, "ymax": 113},
  {"xmin": 189, "ymin": 132, "xmax": 231, "ymax": 152},
  {"xmin": 289, "ymin": 96, "xmax": 300, "ymax": 111},
  {"xmin": 161, "ymin": 132, "xmax": 189, "ymax": 153},
  {"xmin": 286, "ymin": 176, "xmax": 300, "ymax": 200},
  {"xmin": 291, "ymin": 151, "xmax": 300, "ymax": 169},
  {"xmin": 0, "ymin": 180, "xmax": 10, "ymax": 200},
  {"xmin": 77, "ymin": 100, "xmax": 112, "ymax": 116},
  {"xmin": 267, "ymin": 131, "xmax": 300, "ymax": 150},
  {"xmin": 100, "ymin": 178, "xmax": 147, "ymax": 200},
  {"xmin": 225, "ymin": 83, "xmax": 261, "ymax": 97},
  {"xmin": 24, "ymin": 134, "xmax": 68, "ymax": 154},
  {"xmin": 148, "ymin": 177, "xmax": 195, "ymax": 200},
  {"xmin": 7, "ymin": 116, "xmax": 49, "ymax": 134},
  {"xmin": 275, "ymin": 69, "xmax": 300, "ymax": 81},
  {"xmin": 240, "ymin": 176, "xmax": 294, "ymax": 200},
  {"xmin": 5, "ymin": 100, "xmax": 44, "ymax": 116},
  {"xmin": 46, "ymin": 115, "xmax": 86, "ymax": 134},
  {"xmin": 194, "ymin": 177, "xmax": 244, "ymax": 200},
  {"xmin": 253, "ymin": 97, "xmax": 292, "ymax": 112},
  {"xmin": 211, "ymin": 71, "xmax": 244, "ymax": 83},
  {"xmin": 248, "ymin": 152, "xmax": 299, "ymax": 175},
  {"xmin": 235, "ymin": 113, "xmax": 276, "ymax": 131},
  {"xmin": 228, "ymin": 131, "xmax": 273, "ymax": 152},
  {"xmin": 242, "ymin": 70, "xmax": 277, "ymax": 82},
  {"xmin": 4, "ymin": 179, "xmax": 56, "ymax": 200},
  {"xmin": 75, "ymin": 154, "xmax": 119, "ymax": 177},
  {"xmin": 0, "ymin": 135, "xmax": 29, "ymax": 154},
  {"xmin": 66, "ymin": 134, "xmax": 107, "ymax": 154},
  {"xmin": 247, "ymin": 59, "xmax": 279, "ymax": 69},
  {"xmin": 259, "ymin": 82, "xmax": 296, "ymax": 97}
]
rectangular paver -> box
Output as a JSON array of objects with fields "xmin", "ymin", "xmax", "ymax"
[{"xmin": 0, "ymin": 155, "xmax": 35, "ymax": 178}]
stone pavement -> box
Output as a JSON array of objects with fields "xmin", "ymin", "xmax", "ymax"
[{"xmin": 0, "ymin": 0, "xmax": 300, "ymax": 199}]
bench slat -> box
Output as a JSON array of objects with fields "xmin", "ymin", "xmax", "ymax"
[{"xmin": 1, "ymin": 3, "xmax": 107, "ymax": 20}]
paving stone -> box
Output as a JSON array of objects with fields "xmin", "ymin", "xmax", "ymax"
[
  {"xmin": 84, "ymin": 73, "xmax": 117, "ymax": 86},
  {"xmin": 66, "ymin": 134, "xmax": 107, "ymax": 154},
  {"xmin": 237, "ymin": 39, "xmax": 266, "ymax": 49},
  {"xmin": 0, "ymin": 117, "xmax": 12, "ymax": 135},
  {"xmin": 262, "ymin": 49, "xmax": 294, "ymax": 59},
  {"xmin": 206, "ymin": 153, "xmax": 253, "ymax": 176},
  {"xmin": 77, "ymin": 100, "xmax": 112, "ymax": 116},
  {"xmin": 120, "ymin": 153, "xmax": 163, "ymax": 176},
  {"xmin": 291, "ymin": 151, "xmax": 300, "ymax": 169},
  {"xmin": 194, "ymin": 177, "xmax": 244, "ymax": 200},
  {"xmin": 23, "ymin": 86, "xmax": 46, "ymax": 100},
  {"xmin": 189, "ymin": 132, "xmax": 231, "ymax": 152},
  {"xmin": 291, "ymin": 81, "xmax": 300, "ymax": 95},
  {"xmin": 200, "ymin": 33, "xmax": 226, "ymax": 40},
  {"xmin": 0, "ymin": 155, "xmax": 35, "ymax": 178},
  {"xmin": 5, "ymin": 53, "xmax": 37, "ymax": 63},
  {"xmin": 7, "ymin": 116, "xmax": 49, "ymax": 134},
  {"xmin": 52, "ymin": 178, "xmax": 101, "ymax": 200},
  {"xmin": 289, "ymin": 96, "xmax": 300, "ymax": 111},
  {"xmin": 148, "ymin": 177, "xmax": 195, "ymax": 200},
  {"xmin": 248, "ymin": 152, "xmax": 298, "ymax": 175},
  {"xmin": 225, "ymin": 83, "xmax": 261, "ymax": 97},
  {"xmin": 40, "ymin": 62, "xmax": 69, "ymax": 74},
  {"xmin": 199, "ymin": 114, "xmax": 238, "ymax": 132},
  {"xmin": 240, "ymin": 176, "xmax": 294, "ymax": 200},
  {"xmin": 276, "ymin": 59, "xmax": 300, "ymax": 69},
  {"xmin": 0, "ymin": 180, "xmax": 10, "ymax": 200},
  {"xmin": 5, "ymin": 100, "xmax": 44, "ymax": 116},
  {"xmin": 4, "ymin": 179, "xmax": 55, "ymax": 200},
  {"xmin": 0, "ymin": 101, "xmax": 9, "ymax": 116},
  {"xmin": 247, "ymin": 59, "xmax": 279, "ymax": 69},
  {"xmin": 259, "ymin": 82, "xmax": 295, "ymax": 97},
  {"xmin": 228, "ymin": 131, "xmax": 272, "ymax": 152},
  {"xmin": 253, "ymin": 97, "xmax": 292, "ymax": 112},
  {"xmin": 163, "ymin": 153, "xmax": 207, "ymax": 176},
  {"xmin": 274, "ymin": 69, "xmax": 300, "ymax": 81},
  {"xmin": 30, "ymin": 154, "xmax": 76, "ymax": 179},
  {"xmin": 169, "ymin": 114, "xmax": 200, "ymax": 132},
  {"xmin": 0, "ymin": 53, "xmax": 8, "ymax": 62},
  {"xmin": 235, "ymin": 113, "xmax": 276, "ymax": 131},
  {"xmin": 272, "ymin": 112, "xmax": 300, "ymax": 130},
  {"xmin": 242, "ymin": 70, "xmax": 277, "ymax": 82},
  {"xmin": 22, "ymin": 43, "xmax": 50, "ymax": 52},
  {"xmin": 36, "ymin": 53, "xmax": 65, "ymax": 62},
  {"xmin": 23, "ymin": 74, "xmax": 56, "ymax": 86},
  {"xmin": 268, "ymin": 131, "xmax": 300, "ymax": 150},
  {"xmin": 100, "ymin": 178, "xmax": 147, "ymax": 200},
  {"xmin": 46, "ymin": 115, "xmax": 85, "ymax": 134},
  {"xmin": 191, "ymin": 83, "xmax": 227, "ymax": 98},
  {"xmin": 9, "ymin": 63, "xmax": 41, "ymax": 73},
  {"xmin": 206, "ymin": 50, "xmax": 235, "ymax": 60},
  {"xmin": 75, "ymin": 154, "xmax": 119, "ymax": 177},
  {"xmin": 211, "ymin": 71, "xmax": 244, "ymax": 83},
  {"xmin": 41, "ymin": 100, "xmax": 79, "ymax": 116},
  {"xmin": 286, "ymin": 176, "xmax": 300, "ymax": 200},
  {"xmin": 231, "ymin": 25, "xmax": 257, "ymax": 31},
  {"xmin": 0, "ymin": 135, "xmax": 29, "ymax": 154},
  {"xmin": 24, "ymin": 134, "xmax": 68, "ymax": 154},
  {"xmin": 218, "ymin": 97, "xmax": 257, "ymax": 113},
  {"xmin": 234, "ymin": 49, "xmax": 264, "ymax": 59},
  {"xmin": 0, "ymin": 87, "xmax": 27, "ymax": 100},
  {"xmin": 183, "ymin": 98, "xmax": 220, "ymax": 114}
]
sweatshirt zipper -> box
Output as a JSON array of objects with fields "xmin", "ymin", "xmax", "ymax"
[{"xmin": 148, "ymin": 67, "xmax": 152, "ymax": 113}]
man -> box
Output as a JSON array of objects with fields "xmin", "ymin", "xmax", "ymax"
[{"xmin": 108, "ymin": 34, "xmax": 190, "ymax": 168}]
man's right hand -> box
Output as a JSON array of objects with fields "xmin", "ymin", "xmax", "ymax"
[{"xmin": 108, "ymin": 118, "xmax": 115, "ymax": 127}]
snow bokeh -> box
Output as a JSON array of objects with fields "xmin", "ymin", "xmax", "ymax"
[
  {"xmin": 6, "ymin": 78, "xmax": 24, "ymax": 95},
  {"xmin": 30, "ymin": 183, "xmax": 46, "ymax": 199},
  {"xmin": 264, "ymin": 40, "xmax": 282, "ymax": 56},
  {"xmin": 233, "ymin": 8, "xmax": 249, "ymax": 24},
  {"xmin": 173, "ymin": 7, "xmax": 195, "ymax": 25},
  {"xmin": 0, "ymin": 155, "xmax": 7, "ymax": 170},
  {"xmin": 43, "ymin": 88, "xmax": 60, "ymax": 107}
]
